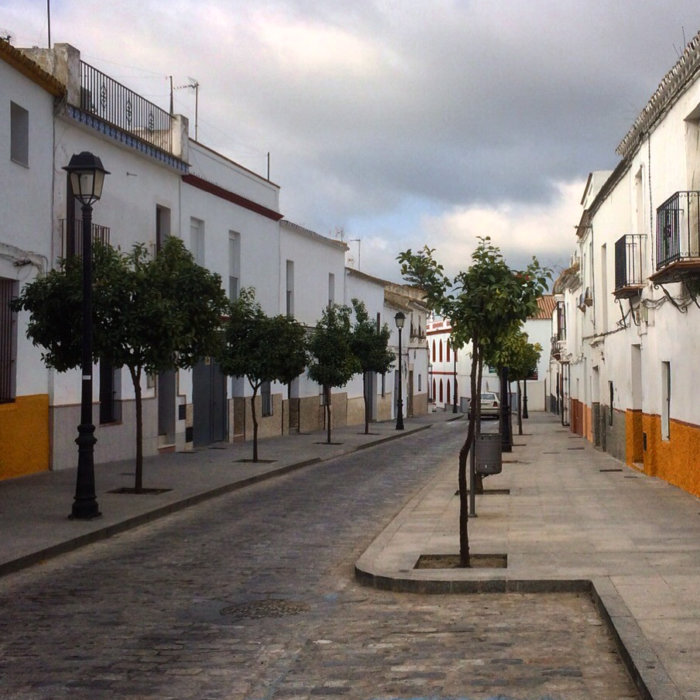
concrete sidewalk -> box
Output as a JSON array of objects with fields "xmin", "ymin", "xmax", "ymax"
[
  {"xmin": 355, "ymin": 412, "xmax": 700, "ymax": 700},
  {"xmin": 0, "ymin": 410, "xmax": 456, "ymax": 577}
]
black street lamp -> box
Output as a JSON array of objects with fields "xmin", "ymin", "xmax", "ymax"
[
  {"xmin": 63, "ymin": 152, "xmax": 109, "ymax": 520},
  {"xmin": 394, "ymin": 311, "xmax": 405, "ymax": 430}
]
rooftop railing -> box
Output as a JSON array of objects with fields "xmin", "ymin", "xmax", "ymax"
[{"xmin": 79, "ymin": 61, "xmax": 173, "ymax": 154}]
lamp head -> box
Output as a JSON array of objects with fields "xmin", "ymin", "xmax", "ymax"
[{"xmin": 63, "ymin": 151, "xmax": 109, "ymax": 206}]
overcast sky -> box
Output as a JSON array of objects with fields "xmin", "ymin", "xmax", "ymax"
[{"xmin": 4, "ymin": 1, "xmax": 700, "ymax": 282}]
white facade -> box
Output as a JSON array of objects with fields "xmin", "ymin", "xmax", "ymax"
[
  {"xmin": 551, "ymin": 32, "xmax": 700, "ymax": 497},
  {"xmin": 0, "ymin": 40, "xmax": 62, "ymax": 478}
]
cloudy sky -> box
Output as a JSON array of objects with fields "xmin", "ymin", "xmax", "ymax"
[{"xmin": 4, "ymin": 1, "xmax": 700, "ymax": 282}]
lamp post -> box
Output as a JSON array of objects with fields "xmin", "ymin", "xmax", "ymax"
[
  {"xmin": 394, "ymin": 311, "xmax": 405, "ymax": 430},
  {"xmin": 523, "ymin": 377, "xmax": 529, "ymax": 419},
  {"xmin": 63, "ymin": 152, "xmax": 109, "ymax": 520},
  {"xmin": 452, "ymin": 349, "xmax": 458, "ymax": 413}
]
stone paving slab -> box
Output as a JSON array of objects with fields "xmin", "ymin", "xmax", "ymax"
[{"xmin": 355, "ymin": 413, "xmax": 700, "ymax": 700}]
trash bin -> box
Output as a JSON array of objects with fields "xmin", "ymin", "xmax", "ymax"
[{"xmin": 475, "ymin": 433, "xmax": 502, "ymax": 475}]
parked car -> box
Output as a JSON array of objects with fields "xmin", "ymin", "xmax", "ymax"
[{"xmin": 468, "ymin": 392, "xmax": 500, "ymax": 418}]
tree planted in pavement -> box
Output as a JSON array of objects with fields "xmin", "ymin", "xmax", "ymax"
[
  {"xmin": 217, "ymin": 288, "xmax": 308, "ymax": 462},
  {"xmin": 12, "ymin": 237, "xmax": 229, "ymax": 492},
  {"xmin": 307, "ymin": 304, "xmax": 361, "ymax": 444},
  {"xmin": 398, "ymin": 237, "xmax": 550, "ymax": 566},
  {"xmin": 350, "ymin": 298, "xmax": 394, "ymax": 435}
]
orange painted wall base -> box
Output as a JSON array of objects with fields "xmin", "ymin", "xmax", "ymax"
[
  {"xmin": 642, "ymin": 413, "xmax": 700, "ymax": 498},
  {"xmin": 0, "ymin": 394, "xmax": 50, "ymax": 480}
]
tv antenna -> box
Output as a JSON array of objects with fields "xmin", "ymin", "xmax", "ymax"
[{"xmin": 169, "ymin": 76, "xmax": 200, "ymax": 140}]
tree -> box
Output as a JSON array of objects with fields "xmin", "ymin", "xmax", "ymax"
[
  {"xmin": 217, "ymin": 288, "xmax": 308, "ymax": 462},
  {"xmin": 489, "ymin": 330, "xmax": 541, "ymax": 436},
  {"xmin": 398, "ymin": 237, "xmax": 550, "ymax": 566},
  {"xmin": 12, "ymin": 237, "xmax": 229, "ymax": 492},
  {"xmin": 307, "ymin": 304, "xmax": 361, "ymax": 444},
  {"xmin": 350, "ymin": 299, "xmax": 394, "ymax": 434}
]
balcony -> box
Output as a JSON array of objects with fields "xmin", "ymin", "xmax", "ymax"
[
  {"xmin": 651, "ymin": 191, "xmax": 700, "ymax": 283},
  {"xmin": 614, "ymin": 234, "xmax": 646, "ymax": 298},
  {"xmin": 78, "ymin": 61, "xmax": 173, "ymax": 155},
  {"xmin": 61, "ymin": 219, "xmax": 110, "ymax": 259}
]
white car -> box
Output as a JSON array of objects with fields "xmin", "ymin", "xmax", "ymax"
[{"xmin": 468, "ymin": 392, "xmax": 500, "ymax": 418}]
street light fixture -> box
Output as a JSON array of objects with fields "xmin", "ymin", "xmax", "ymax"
[
  {"xmin": 394, "ymin": 311, "xmax": 405, "ymax": 430},
  {"xmin": 63, "ymin": 152, "xmax": 109, "ymax": 520}
]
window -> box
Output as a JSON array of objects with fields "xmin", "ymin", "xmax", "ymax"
[
  {"xmin": 0, "ymin": 278, "xmax": 18, "ymax": 403},
  {"xmin": 10, "ymin": 102, "xmax": 29, "ymax": 166},
  {"xmin": 190, "ymin": 217, "xmax": 205, "ymax": 265},
  {"xmin": 261, "ymin": 381, "xmax": 272, "ymax": 417},
  {"xmin": 156, "ymin": 206, "xmax": 171, "ymax": 252},
  {"xmin": 431, "ymin": 340, "xmax": 436, "ymax": 362},
  {"xmin": 328, "ymin": 273, "xmax": 335, "ymax": 307},
  {"xmin": 439, "ymin": 340, "xmax": 443, "ymax": 362},
  {"xmin": 229, "ymin": 231, "xmax": 240, "ymax": 300},
  {"xmin": 99, "ymin": 362, "xmax": 121, "ymax": 424},
  {"xmin": 661, "ymin": 362, "xmax": 671, "ymax": 441},
  {"xmin": 446, "ymin": 341, "xmax": 451, "ymax": 362},
  {"xmin": 286, "ymin": 260, "xmax": 294, "ymax": 317}
]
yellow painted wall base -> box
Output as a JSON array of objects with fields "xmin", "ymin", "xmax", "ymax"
[
  {"xmin": 642, "ymin": 414, "xmax": 700, "ymax": 498},
  {"xmin": 0, "ymin": 394, "xmax": 50, "ymax": 479}
]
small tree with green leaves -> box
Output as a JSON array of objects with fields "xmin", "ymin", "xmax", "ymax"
[
  {"xmin": 12, "ymin": 237, "xmax": 229, "ymax": 492},
  {"xmin": 489, "ymin": 330, "xmax": 541, "ymax": 436},
  {"xmin": 350, "ymin": 298, "xmax": 394, "ymax": 434},
  {"xmin": 308, "ymin": 304, "xmax": 361, "ymax": 444},
  {"xmin": 217, "ymin": 288, "xmax": 308, "ymax": 462},
  {"xmin": 399, "ymin": 237, "xmax": 550, "ymax": 566}
]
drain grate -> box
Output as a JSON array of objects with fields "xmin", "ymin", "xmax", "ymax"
[
  {"xmin": 567, "ymin": 447, "xmax": 585, "ymax": 450},
  {"xmin": 600, "ymin": 468, "xmax": 623, "ymax": 473},
  {"xmin": 220, "ymin": 599, "xmax": 309, "ymax": 620}
]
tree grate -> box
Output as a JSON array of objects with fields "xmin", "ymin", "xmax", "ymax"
[{"xmin": 220, "ymin": 599, "xmax": 309, "ymax": 620}]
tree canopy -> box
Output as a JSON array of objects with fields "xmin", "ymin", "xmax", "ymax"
[
  {"xmin": 217, "ymin": 288, "xmax": 308, "ymax": 461},
  {"xmin": 307, "ymin": 303, "xmax": 361, "ymax": 443},
  {"xmin": 398, "ymin": 237, "xmax": 550, "ymax": 565},
  {"xmin": 12, "ymin": 237, "xmax": 229, "ymax": 491},
  {"xmin": 350, "ymin": 299, "xmax": 394, "ymax": 434}
]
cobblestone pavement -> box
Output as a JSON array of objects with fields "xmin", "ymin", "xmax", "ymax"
[{"xmin": 0, "ymin": 423, "xmax": 637, "ymax": 699}]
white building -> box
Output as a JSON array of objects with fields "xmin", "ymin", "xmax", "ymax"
[
  {"xmin": 551, "ymin": 32, "xmax": 700, "ymax": 497},
  {"xmin": 0, "ymin": 40, "xmax": 63, "ymax": 478},
  {"xmin": 1, "ymin": 40, "xmax": 427, "ymax": 480}
]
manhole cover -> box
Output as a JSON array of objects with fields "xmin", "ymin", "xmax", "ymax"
[{"xmin": 220, "ymin": 599, "xmax": 309, "ymax": 620}]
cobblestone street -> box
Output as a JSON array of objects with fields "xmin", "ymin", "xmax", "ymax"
[{"xmin": 0, "ymin": 424, "xmax": 637, "ymax": 699}]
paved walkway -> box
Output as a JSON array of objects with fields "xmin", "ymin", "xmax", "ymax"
[
  {"xmin": 2, "ymin": 410, "xmax": 698, "ymax": 699},
  {"xmin": 356, "ymin": 412, "xmax": 700, "ymax": 700}
]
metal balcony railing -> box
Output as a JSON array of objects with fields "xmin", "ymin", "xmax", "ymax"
[
  {"xmin": 79, "ymin": 61, "xmax": 173, "ymax": 154},
  {"xmin": 614, "ymin": 234, "xmax": 646, "ymax": 297},
  {"xmin": 61, "ymin": 219, "xmax": 110, "ymax": 259},
  {"xmin": 656, "ymin": 191, "xmax": 700, "ymax": 270}
]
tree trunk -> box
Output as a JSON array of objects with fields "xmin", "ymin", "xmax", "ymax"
[
  {"xmin": 130, "ymin": 366, "xmax": 144, "ymax": 493},
  {"xmin": 325, "ymin": 385, "xmax": 332, "ymax": 444},
  {"xmin": 459, "ymin": 338, "xmax": 481, "ymax": 567},
  {"xmin": 474, "ymin": 349, "xmax": 484, "ymax": 496},
  {"xmin": 517, "ymin": 380, "xmax": 523, "ymax": 436},
  {"xmin": 363, "ymin": 371, "xmax": 370, "ymax": 435},
  {"xmin": 250, "ymin": 385, "xmax": 259, "ymax": 462},
  {"xmin": 500, "ymin": 366, "xmax": 512, "ymax": 452}
]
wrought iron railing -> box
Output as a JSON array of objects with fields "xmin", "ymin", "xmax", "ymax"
[
  {"xmin": 79, "ymin": 61, "xmax": 172, "ymax": 153},
  {"xmin": 656, "ymin": 191, "xmax": 700, "ymax": 270},
  {"xmin": 614, "ymin": 234, "xmax": 646, "ymax": 293},
  {"xmin": 61, "ymin": 219, "xmax": 110, "ymax": 259}
]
